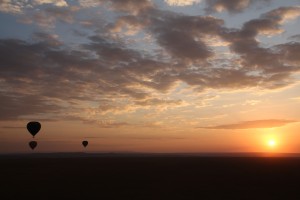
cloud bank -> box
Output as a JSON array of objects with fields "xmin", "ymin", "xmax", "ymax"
[{"xmin": 0, "ymin": 0, "xmax": 299, "ymax": 125}]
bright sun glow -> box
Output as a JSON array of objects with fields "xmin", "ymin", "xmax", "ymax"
[{"xmin": 268, "ymin": 139, "xmax": 276, "ymax": 147}]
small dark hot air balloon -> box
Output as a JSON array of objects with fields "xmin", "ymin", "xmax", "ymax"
[
  {"xmin": 29, "ymin": 141, "xmax": 38, "ymax": 150},
  {"xmin": 82, "ymin": 140, "xmax": 88, "ymax": 148},
  {"xmin": 27, "ymin": 121, "xmax": 41, "ymax": 138}
]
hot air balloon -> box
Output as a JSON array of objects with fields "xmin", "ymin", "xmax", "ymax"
[
  {"xmin": 29, "ymin": 141, "xmax": 38, "ymax": 150},
  {"xmin": 82, "ymin": 140, "xmax": 88, "ymax": 148},
  {"xmin": 27, "ymin": 121, "xmax": 41, "ymax": 138}
]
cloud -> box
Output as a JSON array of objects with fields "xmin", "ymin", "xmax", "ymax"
[
  {"xmin": 79, "ymin": 0, "xmax": 154, "ymax": 14},
  {"xmin": 0, "ymin": 36, "xmax": 178, "ymax": 120},
  {"xmin": 20, "ymin": 6, "xmax": 76, "ymax": 29},
  {"xmin": 148, "ymin": 13, "xmax": 223, "ymax": 63},
  {"xmin": 33, "ymin": 0, "xmax": 68, "ymax": 7},
  {"xmin": 0, "ymin": 0, "xmax": 28, "ymax": 14},
  {"xmin": 0, "ymin": 0, "xmax": 68, "ymax": 14},
  {"xmin": 288, "ymin": 34, "xmax": 300, "ymax": 41},
  {"xmin": 1, "ymin": 2, "xmax": 300, "ymax": 123},
  {"xmin": 204, "ymin": 0, "xmax": 270, "ymax": 13},
  {"xmin": 0, "ymin": 0, "xmax": 76, "ymax": 30},
  {"xmin": 32, "ymin": 32, "xmax": 62, "ymax": 46},
  {"xmin": 164, "ymin": 0, "xmax": 201, "ymax": 6},
  {"xmin": 290, "ymin": 96, "xmax": 300, "ymax": 101},
  {"xmin": 78, "ymin": 0, "xmax": 103, "ymax": 8},
  {"xmin": 218, "ymin": 6, "xmax": 300, "ymax": 89},
  {"xmin": 0, "ymin": 91, "xmax": 63, "ymax": 121},
  {"xmin": 106, "ymin": 0, "xmax": 154, "ymax": 15},
  {"xmin": 263, "ymin": 6, "xmax": 300, "ymax": 24},
  {"xmin": 198, "ymin": 119, "xmax": 298, "ymax": 129},
  {"xmin": 274, "ymin": 42, "xmax": 300, "ymax": 65},
  {"xmin": 107, "ymin": 15, "xmax": 148, "ymax": 36},
  {"xmin": 134, "ymin": 98, "xmax": 183, "ymax": 106}
]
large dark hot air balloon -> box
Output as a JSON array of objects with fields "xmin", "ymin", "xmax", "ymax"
[
  {"xmin": 82, "ymin": 140, "xmax": 88, "ymax": 148},
  {"xmin": 27, "ymin": 121, "xmax": 41, "ymax": 138},
  {"xmin": 29, "ymin": 141, "xmax": 38, "ymax": 150}
]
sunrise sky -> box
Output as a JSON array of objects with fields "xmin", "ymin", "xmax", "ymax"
[{"xmin": 0, "ymin": 0, "xmax": 300, "ymax": 154}]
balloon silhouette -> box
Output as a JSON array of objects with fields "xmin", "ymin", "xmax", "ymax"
[
  {"xmin": 29, "ymin": 141, "xmax": 37, "ymax": 150},
  {"xmin": 82, "ymin": 140, "xmax": 88, "ymax": 148},
  {"xmin": 27, "ymin": 121, "xmax": 41, "ymax": 138}
]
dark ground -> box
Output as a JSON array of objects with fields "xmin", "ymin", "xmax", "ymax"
[{"xmin": 1, "ymin": 153, "xmax": 300, "ymax": 200}]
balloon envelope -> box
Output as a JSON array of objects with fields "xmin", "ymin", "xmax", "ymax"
[
  {"xmin": 27, "ymin": 121, "xmax": 41, "ymax": 138},
  {"xmin": 82, "ymin": 140, "xmax": 88, "ymax": 147},
  {"xmin": 29, "ymin": 141, "xmax": 37, "ymax": 150}
]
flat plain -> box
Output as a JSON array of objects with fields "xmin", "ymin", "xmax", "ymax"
[{"xmin": 1, "ymin": 153, "xmax": 300, "ymax": 199}]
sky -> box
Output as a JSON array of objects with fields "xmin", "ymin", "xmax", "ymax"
[{"xmin": 0, "ymin": 0, "xmax": 300, "ymax": 154}]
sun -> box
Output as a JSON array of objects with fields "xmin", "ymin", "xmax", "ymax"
[{"xmin": 267, "ymin": 139, "xmax": 276, "ymax": 147}]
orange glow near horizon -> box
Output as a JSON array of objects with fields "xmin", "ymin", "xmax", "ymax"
[{"xmin": 1, "ymin": 120, "xmax": 300, "ymax": 154}]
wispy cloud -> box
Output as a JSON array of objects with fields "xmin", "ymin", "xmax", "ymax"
[{"xmin": 198, "ymin": 119, "xmax": 298, "ymax": 129}]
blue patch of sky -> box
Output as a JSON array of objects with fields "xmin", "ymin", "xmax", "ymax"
[
  {"xmin": 150, "ymin": 0, "xmax": 299, "ymax": 34},
  {"xmin": 0, "ymin": 13, "xmax": 37, "ymax": 40},
  {"xmin": 284, "ymin": 16, "xmax": 300, "ymax": 41},
  {"xmin": 44, "ymin": 4, "xmax": 118, "ymax": 49},
  {"xmin": 203, "ymin": 0, "xmax": 298, "ymax": 29},
  {"xmin": 54, "ymin": 20, "xmax": 92, "ymax": 47},
  {"xmin": 257, "ymin": 14, "xmax": 300, "ymax": 47},
  {"xmin": 124, "ymin": 31, "xmax": 161, "ymax": 54}
]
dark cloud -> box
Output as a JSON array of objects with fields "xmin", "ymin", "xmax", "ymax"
[
  {"xmin": 148, "ymin": 13, "xmax": 223, "ymax": 63},
  {"xmin": 0, "ymin": 92, "xmax": 63, "ymax": 121},
  {"xmin": 198, "ymin": 119, "xmax": 298, "ymax": 129},
  {"xmin": 288, "ymin": 34, "xmax": 300, "ymax": 41},
  {"xmin": 0, "ymin": 35, "xmax": 171, "ymax": 120},
  {"xmin": 0, "ymin": 37, "xmax": 156, "ymax": 102},
  {"xmin": 274, "ymin": 42, "xmax": 300, "ymax": 65},
  {"xmin": 156, "ymin": 29, "xmax": 212, "ymax": 61}
]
